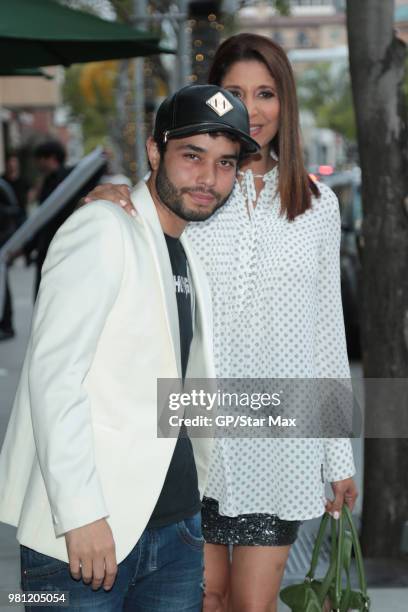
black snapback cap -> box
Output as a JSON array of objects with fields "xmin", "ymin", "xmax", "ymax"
[{"xmin": 153, "ymin": 84, "xmax": 260, "ymax": 155}]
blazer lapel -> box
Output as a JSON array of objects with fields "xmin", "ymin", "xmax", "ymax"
[{"xmin": 130, "ymin": 181, "xmax": 182, "ymax": 378}]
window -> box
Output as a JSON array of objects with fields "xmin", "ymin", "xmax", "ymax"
[
  {"xmin": 297, "ymin": 31, "xmax": 310, "ymax": 46},
  {"xmin": 290, "ymin": 0, "xmax": 333, "ymax": 6},
  {"xmin": 272, "ymin": 31, "xmax": 284, "ymax": 46}
]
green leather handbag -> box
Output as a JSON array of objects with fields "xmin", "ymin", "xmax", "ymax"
[{"xmin": 280, "ymin": 506, "xmax": 370, "ymax": 611}]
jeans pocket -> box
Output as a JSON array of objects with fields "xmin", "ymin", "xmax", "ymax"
[
  {"xmin": 21, "ymin": 546, "xmax": 68, "ymax": 580},
  {"xmin": 176, "ymin": 513, "xmax": 205, "ymax": 551}
]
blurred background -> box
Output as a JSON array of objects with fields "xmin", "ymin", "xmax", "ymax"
[{"xmin": 0, "ymin": 1, "xmax": 408, "ymax": 610}]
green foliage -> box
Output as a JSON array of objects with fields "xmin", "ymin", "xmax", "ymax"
[
  {"xmin": 62, "ymin": 65, "xmax": 84, "ymax": 117},
  {"xmin": 297, "ymin": 62, "xmax": 356, "ymax": 141},
  {"xmin": 273, "ymin": 0, "xmax": 290, "ymax": 16},
  {"xmin": 62, "ymin": 64, "xmax": 115, "ymax": 153}
]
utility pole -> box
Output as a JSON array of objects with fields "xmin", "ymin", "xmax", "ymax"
[
  {"xmin": 133, "ymin": 0, "xmax": 147, "ymax": 179},
  {"xmin": 132, "ymin": 0, "xmax": 191, "ymax": 177},
  {"xmin": 135, "ymin": 2, "xmax": 190, "ymax": 92},
  {"xmin": 177, "ymin": 0, "xmax": 192, "ymax": 89}
]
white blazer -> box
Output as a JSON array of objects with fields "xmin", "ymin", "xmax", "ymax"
[{"xmin": 0, "ymin": 181, "xmax": 215, "ymax": 563}]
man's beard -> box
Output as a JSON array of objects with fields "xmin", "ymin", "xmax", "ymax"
[{"xmin": 155, "ymin": 160, "xmax": 229, "ymax": 222}]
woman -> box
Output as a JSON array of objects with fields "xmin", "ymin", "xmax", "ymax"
[
  {"xmin": 187, "ymin": 34, "xmax": 357, "ymax": 612},
  {"xmin": 85, "ymin": 34, "xmax": 358, "ymax": 612}
]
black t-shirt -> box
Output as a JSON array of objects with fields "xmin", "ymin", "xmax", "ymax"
[{"xmin": 147, "ymin": 233, "xmax": 200, "ymax": 528}]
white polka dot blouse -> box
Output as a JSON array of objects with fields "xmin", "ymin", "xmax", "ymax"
[{"xmin": 185, "ymin": 167, "xmax": 356, "ymax": 520}]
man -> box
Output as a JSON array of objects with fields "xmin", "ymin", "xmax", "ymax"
[
  {"xmin": 0, "ymin": 153, "xmax": 30, "ymax": 341},
  {"xmin": 1, "ymin": 152, "xmax": 29, "ymax": 226},
  {"xmin": 28, "ymin": 140, "xmax": 105, "ymax": 296},
  {"xmin": 24, "ymin": 140, "xmax": 72, "ymax": 297},
  {"xmin": 0, "ymin": 85, "xmax": 258, "ymax": 611},
  {"xmin": 0, "ymin": 174, "xmax": 21, "ymax": 341}
]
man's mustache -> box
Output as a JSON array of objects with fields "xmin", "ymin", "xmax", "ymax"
[{"xmin": 180, "ymin": 186, "xmax": 220, "ymax": 199}]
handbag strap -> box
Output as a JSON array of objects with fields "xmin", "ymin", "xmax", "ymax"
[
  {"xmin": 335, "ymin": 506, "xmax": 369, "ymax": 610},
  {"xmin": 306, "ymin": 506, "xmax": 369, "ymax": 610},
  {"xmin": 333, "ymin": 509, "xmax": 346, "ymax": 608},
  {"xmin": 342, "ymin": 505, "xmax": 369, "ymax": 601},
  {"xmin": 339, "ymin": 532, "xmax": 353, "ymax": 612},
  {"xmin": 306, "ymin": 511, "xmax": 331, "ymax": 581},
  {"xmin": 316, "ymin": 516, "xmax": 339, "ymax": 603}
]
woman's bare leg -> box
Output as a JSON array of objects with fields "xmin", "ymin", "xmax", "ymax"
[
  {"xmin": 203, "ymin": 543, "xmax": 230, "ymax": 612},
  {"xmin": 228, "ymin": 545, "xmax": 291, "ymax": 612}
]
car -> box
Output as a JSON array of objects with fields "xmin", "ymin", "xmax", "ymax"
[{"xmin": 319, "ymin": 168, "xmax": 362, "ymax": 359}]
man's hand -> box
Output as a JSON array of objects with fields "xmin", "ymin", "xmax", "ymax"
[
  {"xmin": 80, "ymin": 183, "xmax": 135, "ymax": 217},
  {"xmin": 325, "ymin": 477, "xmax": 358, "ymax": 519},
  {"xmin": 65, "ymin": 518, "xmax": 117, "ymax": 591}
]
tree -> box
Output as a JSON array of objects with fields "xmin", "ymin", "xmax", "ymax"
[
  {"xmin": 61, "ymin": 0, "xmax": 171, "ymax": 179},
  {"xmin": 297, "ymin": 62, "xmax": 356, "ymax": 142},
  {"xmin": 346, "ymin": 0, "xmax": 408, "ymax": 557},
  {"xmin": 63, "ymin": 61, "xmax": 119, "ymax": 154}
]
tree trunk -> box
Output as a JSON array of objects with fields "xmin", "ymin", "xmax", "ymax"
[{"xmin": 346, "ymin": 0, "xmax": 408, "ymax": 557}]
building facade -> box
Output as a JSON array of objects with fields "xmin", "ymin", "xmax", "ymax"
[
  {"xmin": 0, "ymin": 70, "xmax": 62, "ymax": 172},
  {"xmin": 236, "ymin": 1, "xmax": 346, "ymax": 52}
]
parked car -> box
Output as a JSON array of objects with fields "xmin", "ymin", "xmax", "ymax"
[{"xmin": 320, "ymin": 168, "xmax": 363, "ymax": 359}]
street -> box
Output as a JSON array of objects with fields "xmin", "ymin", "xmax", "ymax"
[{"xmin": 0, "ymin": 262, "xmax": 407, "ymax": 611}]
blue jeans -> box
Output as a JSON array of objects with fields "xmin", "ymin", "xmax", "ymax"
[{"xmin": 20, "ymin": 513, "xmax": 204, "ymax": 611}]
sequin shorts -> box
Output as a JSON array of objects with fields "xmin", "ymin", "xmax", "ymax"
[{"xmin": 202, "ymin": 497, "xmax": 301, "ymax": 546}]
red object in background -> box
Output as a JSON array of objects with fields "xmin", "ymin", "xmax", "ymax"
[{"xmin": 318, "ymin": 165, "xmax": 334, "ymax": 176}]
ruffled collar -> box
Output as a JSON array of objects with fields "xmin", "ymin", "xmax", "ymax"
[{"xmin": 237, "ymin": 165, "xmax": 278, "ymax": 219}]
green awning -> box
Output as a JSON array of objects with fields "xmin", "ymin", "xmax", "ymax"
[
  {"xmin": 0, "ymin": 67, "xmax": 53, "ymax": 78},
  {"xmin": 0, "ymin": 0, "xmax": 172, "ymax": 70}
]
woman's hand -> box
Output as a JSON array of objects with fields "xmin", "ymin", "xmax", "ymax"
[
  {"xmin": 325, "ymin": 477, "xmax": 358, "ymax": 519},
  {"xmin": 80, "ymin": 183, "xmax": 136, "ymax": 217}
]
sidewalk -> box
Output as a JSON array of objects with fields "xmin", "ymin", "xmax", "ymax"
[
  {"xmin": 0, "ymin": 263, "xmax": 407, "ymax": 611},
  {"xmin": 0, "ymin": 262, "xmax": 34, "ymax": 612}
]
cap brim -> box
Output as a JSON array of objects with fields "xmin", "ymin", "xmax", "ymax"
[{"xmin": 165, "ymin": 122, "xmax": 260, "ymax": 155}]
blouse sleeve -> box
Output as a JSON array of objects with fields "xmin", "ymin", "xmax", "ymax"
[{"xmin": 315, "ymin": 185, "xmax": 356, "ymax": 482}]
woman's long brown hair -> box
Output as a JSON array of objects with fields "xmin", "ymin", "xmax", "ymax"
[{"xmin": 208, "ymin": 33, "xmax": 319, "ymax": 220}]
